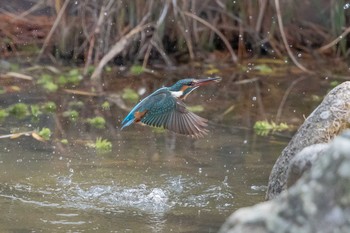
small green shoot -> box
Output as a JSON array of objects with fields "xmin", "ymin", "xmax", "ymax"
[
  {"xmin": 254, "ymin": 120, "xmax": 289, "ymax": 136},
  {"xmin": 122, "ymin": 88, "xmax": 139, "ymax": 103},
  {"xmin": 87, "ymin": 116, "xmax": 106, "ymax": 129},
  {"xmin": 101, "ymin": 101, "xmax": 110, "ymax": 110}
]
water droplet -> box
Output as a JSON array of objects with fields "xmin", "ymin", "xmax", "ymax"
[
  {"xmin": 298, "ymin": 53, "xmax": 302, "ymax": 57},
  {"xmin": 198, "ymin": 168, "xmax": 202, "ymax": 173},
  {"xmin": 243, "ymin": 140, "xmax": 248, "ymax": 144},
  {"xmin": 252, "ymin": 96, "xmax": 257, "ymax": 101},
  {"xmin": 69, "ymin": 168, "xmax": 74, "ymax": 173}
]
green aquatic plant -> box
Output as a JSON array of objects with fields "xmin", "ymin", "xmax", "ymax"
[
  {"xmin": 37, "ymin": 74, "xmax": 58, "ymax": 92},
  {"xmin": 60, "ymin": 139, "xmax": 68, "ymax": 144},
  {"xmin": 38, "ymin": 127, "xmax": 52, "ymax": 140},
  {"xmin": 0, "ymin": 109, "xmax": 9, "ymax": 121},
  {"xmin": 57, "ymin": 70, "xmax": 82, "ymax": 86},
  {"xmin": 62, "ymin": 110, "xmax": 79, "ymax": 122},
  {"xmin": 130, "ymin": 65, "xmax": 144, "ymax": 75},
  {"xmin": 8, "ymin": 103, "xmax": 29, "ymax": 119},
  {"xmin": 122, "ymin": 88, "xmax": 139, "ymax": 103},
  {"xmin": 42, "ymin": 101, "xmax": 57, "ymax": 113},
  {"xmin": 101, "ymin": 101, "xmax": 110, "ymax": 110},
  {"xmin": 254, "ymin": 120, "xmax": 289, "ymax": 136},
  {"xmin": 30, "ymin": 105, "xmax": 42, "ymax": 122},
  {"xmin": 68, "ymin": 100, "xmax": 84, "ymax": 109},
  {"xmin": 87, "ymin": 137, "xmax": 112, "ymax": 153},
  {"xmin": 87, "ymin": 116, "xmax": 106, "ymax": 129}
]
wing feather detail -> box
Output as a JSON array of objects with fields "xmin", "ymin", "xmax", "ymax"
[{"xmin": 138, "ymin": 89, "xmax": 208, "ymax": 137}]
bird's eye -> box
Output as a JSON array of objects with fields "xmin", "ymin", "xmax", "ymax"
[{"xmin": 188, "ymin": 81, "xmax": 194, "ymax": 86}]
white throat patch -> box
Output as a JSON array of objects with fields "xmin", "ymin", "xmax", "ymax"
[{"xmin": 170, "ymin": 90, "xmax": 183, "ymax": 98}]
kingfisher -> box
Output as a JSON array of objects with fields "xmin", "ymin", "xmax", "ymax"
[{"xmin": 121, "ymin": 77, "xmax": 221, "ymax": 137}]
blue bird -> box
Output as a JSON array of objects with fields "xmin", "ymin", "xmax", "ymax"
[{"xmin": 121, "ymin": 77, "xmax": 221, "ymax": 137}]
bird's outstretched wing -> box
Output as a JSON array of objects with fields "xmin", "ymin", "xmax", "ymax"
[{"xmin": 137, "ymin": 88, "xmax": 208, "ymax": 137}]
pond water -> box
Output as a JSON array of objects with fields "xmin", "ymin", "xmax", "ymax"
[
  {"xmin": 0, "ymin": 127, "xmax": 288, "ymax": 233},
  {"xmin": 0, "ymin": 66, "xmax": 332, "ymax": 232}
]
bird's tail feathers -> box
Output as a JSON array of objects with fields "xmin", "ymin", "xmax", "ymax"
[{"xmin": 121, "ymin": 114, "xmax": 135, "ymax": 130}]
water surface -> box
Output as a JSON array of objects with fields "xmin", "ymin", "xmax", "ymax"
[{"xmin": 0, "ymin": 126, "xmax": 288, "ymax": 232}]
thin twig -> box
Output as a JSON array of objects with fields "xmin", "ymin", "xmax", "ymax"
[
  {"xmin": 274, "ymin": 0, "xmax": 312, "ymax": 74},
  {"xmin": 318, "ymin": 27, "xmax": 350, "ymax": 52},
  {"xmin": 183, "ymin": 11, "xmax": 238, "ymax": 63}
]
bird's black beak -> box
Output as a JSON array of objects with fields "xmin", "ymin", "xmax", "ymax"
[{"xmin": 193, "ymin": 77, "xmax": 222, "ymax": 87}]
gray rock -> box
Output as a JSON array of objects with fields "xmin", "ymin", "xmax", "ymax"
[
  {"xmin": 267, "ymin": 81, "xmax": 350, "ymax": 200},
  {"xmin": 219, "ymin": 131, "xmax": 350, "ymax": 233},
  {"xmin": 286, "ymin": 143, "xmax": 329, "ymax": 188}
]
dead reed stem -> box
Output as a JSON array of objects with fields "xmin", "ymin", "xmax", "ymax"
[
  {"xmin": 274, "ymin": 0, "xmax": 312, "ymax": 74},
  {"xmin": 37, "ymin": 0, "xmax": 70, "ymax": 61},
  {"xmin": 183, "ymin": 11, "xmax": 238, "ymax": 63}
]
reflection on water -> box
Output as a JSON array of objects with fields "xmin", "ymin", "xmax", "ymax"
[{"xmin": 0, "ymin": 126, "xmax": 288, "ymax": 232}]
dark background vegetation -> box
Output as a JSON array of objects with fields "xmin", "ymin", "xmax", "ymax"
[{"xmin": 1, "ymin": 0, "xmax": 349, "ymax": 70}]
